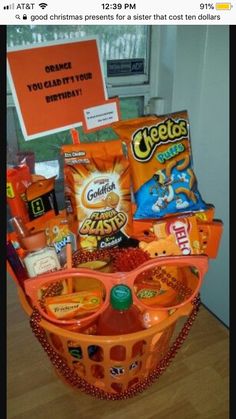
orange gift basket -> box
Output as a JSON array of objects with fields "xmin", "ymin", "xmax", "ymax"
[{"xmin": 8, "ymin": 248, "xmax": 209, "ymax": 400}]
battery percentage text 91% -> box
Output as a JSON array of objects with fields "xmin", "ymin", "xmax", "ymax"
[{"xmin": 199, "ymin": 3, "xmax": 215, "ymax": 9}]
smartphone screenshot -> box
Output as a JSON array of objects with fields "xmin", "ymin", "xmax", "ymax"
[{"xmin": 3, "ymin": 1, "xmax": 231, "ymax": 416}]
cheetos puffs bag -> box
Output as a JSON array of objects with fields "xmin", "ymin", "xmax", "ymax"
[{"xmin": 113, "ymin": 110, "xmax": 207, "ymax": 219}]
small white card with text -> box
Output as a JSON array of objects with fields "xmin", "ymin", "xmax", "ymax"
[{"xmin": 83, "ymin": 100, "xmax": 119, "ymax": 131}]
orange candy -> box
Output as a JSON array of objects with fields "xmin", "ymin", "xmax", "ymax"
[{"xmin": 142, "ymin": 309, "xmax": 169, "ymax": 328}]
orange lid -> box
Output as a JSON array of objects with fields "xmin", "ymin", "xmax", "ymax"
[{"xmin": 20, "ymin": 230, "xmax": 47, "ymax": 251}]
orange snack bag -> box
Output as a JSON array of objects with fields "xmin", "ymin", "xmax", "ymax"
[
  {"xmin": 194, "ymin": 205, "xmax": 215, "ymax": 222},
  {"xmin": 25, "ymin": 176, "xmax": 59, "ymax": 220},
  {"xmin": 61, "ymin": 140, "xmax": 132, "ymax": 250},
  {"xmin": 7, "ymin": 164, "xmax": 31, "ymax": 223},
  {"xmin": 134, "ymin": 280, "xmax": 167, "ymax": 306},
  {"xmin": 45, "ymin": 290, "xmax": 103, "ymax": 320},
  {"xmin": 113, "ymin": 111, "xmax": 207, "ymax": 220}
]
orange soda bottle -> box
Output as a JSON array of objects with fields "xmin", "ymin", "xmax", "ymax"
[{"xmin": 97, "ymin": 284, "xmax": 144, "ymax": 361}]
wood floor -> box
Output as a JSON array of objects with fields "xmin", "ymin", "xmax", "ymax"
[{"xmin": 7, "ymin": 276, "xmax": 229, "ymax": 419}]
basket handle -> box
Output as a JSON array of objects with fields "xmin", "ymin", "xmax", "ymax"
[{"xmin": 29, "ymin": 295, "xmax": 201, "ymax": 400}]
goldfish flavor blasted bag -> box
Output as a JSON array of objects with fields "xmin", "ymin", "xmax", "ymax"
[
  {"xmin": 61, "ymin": 140, "xmax": 132, "ymax": 250},
  {"xmin": 113, "ymin": 110, "xmax": 207, "ymax": 219}
]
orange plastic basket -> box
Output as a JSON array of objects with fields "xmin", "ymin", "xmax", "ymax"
[
  {"xmin": 7, "ymin": 201, "xmax": 221, "ymax": 399},
  {"xmin": 17, "ymin": 278, "xmax": 202, "ymax": 400}
]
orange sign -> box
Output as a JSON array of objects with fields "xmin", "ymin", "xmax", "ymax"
[{"xmin": 7, "ymin": 39, "xmax": 107, "ymax": 140}]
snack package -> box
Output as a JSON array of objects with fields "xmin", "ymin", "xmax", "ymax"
[
  {"xmin": 25, "ymin": 176, "xmax": 59, "ymax": 220},
  {"xmin": 113, "ymin": 111, "xmax": 207, "ymax": 219},
  {"xmin": 194, "ymin": 205, "xmax": 215, "ymax": 222},
  {"xmin": 42, "ymin": 214, "xmax": 77, "ymax": 266},
  {"xmin": 45, "ymin": 290, "xmax": 103, "ymax": 320},
  {"xmin": 134, "ymin": 280, "xmax": 166, "ymax": 306},
  {"xmin": 197, "ymin": 220, "xmax": 223, "ymax": 258},
  {"xmin": 7, "ymin": 164, "xmax": 32, "ymax": 223},
  {"xmin": 151, "ymin": 214, "xmax": 201, "ymax": 255},
  {"xmin": 61, "ymin": 140, "xmax": 132, "ymax": 250}
]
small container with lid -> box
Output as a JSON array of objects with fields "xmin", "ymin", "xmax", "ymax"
[{"xmin": 21, "ymin": 230, "xmax": 61, "ymax": 278}]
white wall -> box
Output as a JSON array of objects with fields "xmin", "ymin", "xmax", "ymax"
[{"xmin": 155, "ymin": 25, "xmax": 229, "ymax": 326}]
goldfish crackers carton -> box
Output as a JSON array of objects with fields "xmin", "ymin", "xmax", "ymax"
[{"xmin": 61, "ymin": 140, "xmax": 132, "ymax": 250}]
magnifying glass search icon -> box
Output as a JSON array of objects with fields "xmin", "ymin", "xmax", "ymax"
[{"xmin": 15, "ymin": 14, "xmax": 21, "ymax": 19}]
